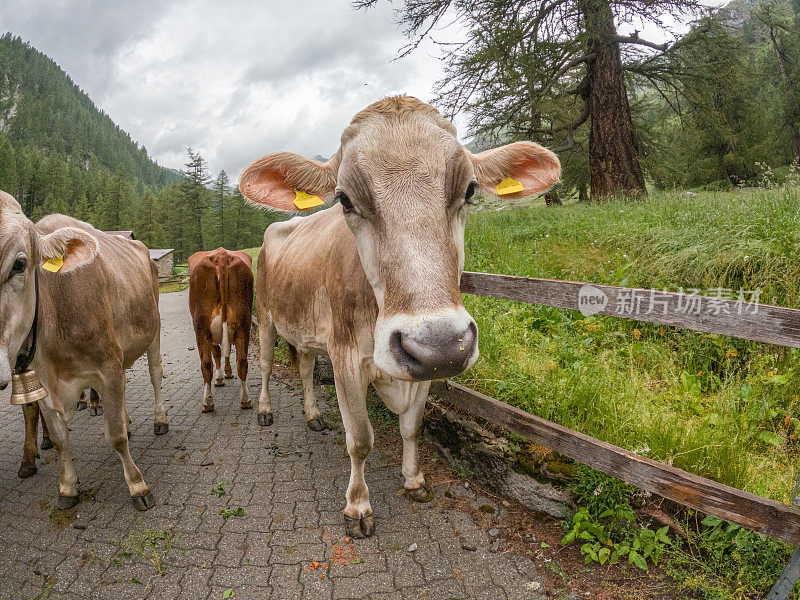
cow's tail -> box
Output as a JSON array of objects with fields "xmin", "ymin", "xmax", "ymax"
[
  {"xmin": 287, "ymin": 343, "xmax": 298, "ymax": 371},
  {"xmin": 218, "ymin": 261, "xmax": 230, "ymax": 341}
]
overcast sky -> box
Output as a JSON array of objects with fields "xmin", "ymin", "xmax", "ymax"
[{"xmin": 0, "ymin": 0, "xmax": 726, "ymax": 179}]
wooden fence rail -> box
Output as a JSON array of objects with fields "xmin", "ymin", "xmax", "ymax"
[{"xmin": 448, "ymin": 271, "xmax": 800, "ymax": 545}]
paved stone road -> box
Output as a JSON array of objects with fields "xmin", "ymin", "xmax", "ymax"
[{"xmin": 0, "ymin": 291, "xmax": 545, "ymax": 600}]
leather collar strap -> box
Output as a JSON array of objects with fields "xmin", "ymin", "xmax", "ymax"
[{"xmin": 14, "ymin": 269, "xmax": 39, "ymax": 374}]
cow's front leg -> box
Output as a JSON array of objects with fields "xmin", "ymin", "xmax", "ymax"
[
  {"xmin": 18, "ymin": 402, "xmax": 40, "ymax": 478},
  {"xmin": 332, "ymin": 358, "xmax": 374, "ymax": 538},
  {"xmin": 256, "ymin": 317, "xmax": 277, "ymax": 426},
  {"xmin": 76, "ymin": 391, "xmax": 88, "ymax": 411},
  {"xmin": 98, "ymin": 368, "xmax": 153, "ymax": 510},
  {"xmin": 373, "ymin": 379, "xmax": 433, "ymax": 502},
  {"xmin": 298, "ymin": 351, "xmax": 327, "ymax": 431},
  {"xmin": 38, "ymin": 399, "xmax": 79, "ymax": 509}
]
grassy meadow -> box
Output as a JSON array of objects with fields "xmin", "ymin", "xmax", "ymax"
[
  {"xmin": 461, "ymin": 185, "xmax": 800, "ymax": 503},
  {"xmin": 244, "ymin": 184, "xmax": 800, "ymax": 503}
]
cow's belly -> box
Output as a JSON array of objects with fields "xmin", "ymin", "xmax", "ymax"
[{"xmin": 274, "ymin": 321, "xmax": 329, "ymax": 354}]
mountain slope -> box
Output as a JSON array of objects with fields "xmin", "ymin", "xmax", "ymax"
[{"xmin": 0, "ymin": 33, "xmax": 178, "ymax": 190}]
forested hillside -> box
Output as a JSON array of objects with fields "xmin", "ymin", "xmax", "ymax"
[{"xmin": 0, "ymin": 34, "xmax": 280, "ymax": 261}]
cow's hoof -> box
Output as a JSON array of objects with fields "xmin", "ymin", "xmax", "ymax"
[
  {"xmin": 307, "ymin": 416, "xmax": 328, "ymax": 432},
  {"xmin": 153, "ymin": 422, "xmax": 169, "ymax": 436},
  {"xmin": 41, "ymin": 437, "xmax": 54, "ymax": 450},
  {"xmin": 225, "ymin": 373, "xmax": 234, "ymax": 379},
  {"xmin": 214, "ymin": 378, "xmax": 225, "ymax": 387},
  {"xmin": 57, "ymin": 495, "xmax": 79, "ymax": 510},
  {"xmin": 344, "ymin": 513, "xmax": 375, "ymax": 538},
  {"xmin": 90, "ymin": 405, "xmax": 103, "ymax": 416},
  {"xmin": 258, "ymin": 412, "xmax": 274, "ymax": 427},
  {"xmin": 76, "ymin": 400, "xmax": 87, "ymax": 411},
  {"xmin": 18, "ymin": 464, "xmax": 37, "ymax": 478},
  {"xmin": 202, "ymin": 405, "xmax": 215, "ymax": 413},
  {"xmin": 131, "ymin": 491, "xmax": 154, "ymax": 511},
  {"xmin": 240, "ymin": 401, "xmax": 253, "ymax": 410},
  {"xmin": 405, "ymin": 484, "xmax": 434, "ymax": 503}
]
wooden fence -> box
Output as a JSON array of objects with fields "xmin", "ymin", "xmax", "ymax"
[
  {"xmin": 431, "ymin": 271, "xmax": 800, "ymax": 547},
  {"xmin": 159, "ymin": 268, "xmax": 190, "ymax": 292}
]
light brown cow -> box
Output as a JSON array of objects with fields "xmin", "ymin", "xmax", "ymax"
[
  {"xmin": 188, "ymin": 248, "xmax": 254, "ymax": 412},
  {"xmin": 240, "ymin": 96, "xmax": 560, "ymax": 537},
  {"xmin": 0, "ymin": 192, "xmax": 167, "ymax": 510}
]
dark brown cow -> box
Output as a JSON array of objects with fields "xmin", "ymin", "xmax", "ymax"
[{"xmin": 188, "ymin": 248, "xmax": 254, "ymax": 412}]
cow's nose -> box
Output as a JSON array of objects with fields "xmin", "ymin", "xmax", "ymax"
[{"xmin": 389, "ymin": 320, "xmax": 478, "ymax": 380}]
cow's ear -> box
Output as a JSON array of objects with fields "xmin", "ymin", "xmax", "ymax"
[
  {"xmin": 239, "ymin": 152, "xmax": 337, "ymax": 213},
  {"xmin": 37, "ymin": 227, "xmax": 99, "ymax": 273},
  {"xmin": 469, "ymin": 141, "xmax": 560, "ymax": 200}
]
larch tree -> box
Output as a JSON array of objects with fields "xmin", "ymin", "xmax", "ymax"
[{"xmin": 358, "ymin": 0, "xmax": 703, "ymax": 199}]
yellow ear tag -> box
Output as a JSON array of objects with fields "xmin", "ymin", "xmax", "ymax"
[
  {"xmin": 42, "ymin": 255, "xmax": 64, "ymax": 273},
  {"xmin": 293, "ymin": 190, "xmax": 324, "ymax": 210},
  {"xmin": 496, "ymin": 176, "xmax": 524, "ymax": 196}
]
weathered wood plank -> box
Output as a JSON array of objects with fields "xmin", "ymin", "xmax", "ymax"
[
  {"xmin": 461, "ymin": 272, "xmax": 800, "ymax": 348},
  {"xmin": 430, "ymin": 380, "xmax": 800, "ymax": 544}
]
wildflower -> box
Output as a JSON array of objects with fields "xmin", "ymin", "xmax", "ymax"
[{"xmin": 633, "ymin": 328, "xmax": 641, "ymax": 339}]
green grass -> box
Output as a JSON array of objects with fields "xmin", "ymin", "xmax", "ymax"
[
  {"xmin": 241, "ymin": 185, "xmax": 800, "ymax": 502},
  {"xmin": 460, "ymin": 186, "xmax": 800, "ymax": 502}
]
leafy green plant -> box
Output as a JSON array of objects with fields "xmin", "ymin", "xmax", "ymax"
[
  {"xmin": 119, "ymin": 527, "xmax": 175, "ymax": 576},
  {"xmin": 222, "ymin": 590, "xmax": 236, "ymax": 599},
  {"xmin": 666, "ymin": 514, "xmax": 796, "ymax": 599},
  {"xmin": 211, "ymin": 481, "xmax": 227, "ymax": 497},
  {"xmin": 220, "ymin": 507, "xmax": 245, "ymax": 521}
]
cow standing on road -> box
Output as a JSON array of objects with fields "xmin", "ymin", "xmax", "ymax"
[
  {"xmin": 188, "ymin": 248, "xmax": 254, "ymax": 413},
  {"xmin": 0, "ymin": 191, "xmax": 167, "ymax": 510},
  {"xmin": 240, "ymin": 96, "xmax": 560, "ymax": 537}
]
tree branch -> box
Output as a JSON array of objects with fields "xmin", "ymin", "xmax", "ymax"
[{"xmin": 613, "ymin": 32, "xmax": 669, "ymax": 52}]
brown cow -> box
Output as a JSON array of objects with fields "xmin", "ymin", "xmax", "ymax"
[
  {"xmin": 240, "ymin": 96, "xmax": 560, "ymax": 537},
  {"xmin": 0, "ymin": 192, "xmax": 167, "ymax": 509},
  {"xmin": 188, "ymin": 248, "xmax": 254, "ymax": 412}
]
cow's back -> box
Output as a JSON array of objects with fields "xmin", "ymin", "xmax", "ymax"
[
  {"xmin": 35, "ymin": 215, "xmax": 159, "ymax": 369},
  {"xmin": 256, "ymin": 206, "xmax": 377, "ymax": 354}
]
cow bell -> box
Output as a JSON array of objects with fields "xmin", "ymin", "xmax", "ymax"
[{"xmin": 10, "ymin": 369, "xmax": 48, "ymax": 405}]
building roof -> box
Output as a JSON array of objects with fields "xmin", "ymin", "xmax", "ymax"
[
  {"xmin": 149, "ymin": 249, "xmax": 174, "ymax": 261},
  {"xmin": 104, "ymin": 230, "xmax": 135, "ymax": 239}
]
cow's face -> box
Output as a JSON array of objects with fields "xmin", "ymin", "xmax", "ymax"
[
  {"xmin": 240, "ymin": 96, "xmax": 560, "ymax": 380},
  {"xmin": 0, "ymin": 192, "xmax": 98, "ymax": 389}
]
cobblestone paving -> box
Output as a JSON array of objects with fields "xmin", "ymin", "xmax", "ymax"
[{"xmin": 0, "ymin": 291, "xmax": 545, "ymax": 600}]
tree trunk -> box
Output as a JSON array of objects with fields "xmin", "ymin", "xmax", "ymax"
[
  {"xmin": 544, "ymin": 189, "xmax": 562, "ymax": 206},
  {"xmin": 581, "ymin": 0, "xmax": 647, "ymax": 199}
]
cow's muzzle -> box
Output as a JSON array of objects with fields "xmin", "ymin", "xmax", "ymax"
[{"xmin": 376, "ymin": 309, "xmax": 479, "ymax": 380}]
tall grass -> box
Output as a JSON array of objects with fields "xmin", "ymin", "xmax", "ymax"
[{"xmin": 460, "ymin": 186, "xmax": 800, "ymax": 501}]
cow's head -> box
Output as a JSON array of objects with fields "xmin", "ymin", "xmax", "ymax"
[
  {"xmin": 240, "ymin": 96, "xmax": 560, "ymax": 380},
  {"xmin": 0, "ymin": 191, "xmax": 99, "ymax": 389}
]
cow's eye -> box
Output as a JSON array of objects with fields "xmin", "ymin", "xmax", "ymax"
[
  {"xmin": 465, "ymin": 181, "xmax": 478, "ymax": 203},
  {"xmin": 11, "ymin": 258, "xmax": 26, "ymax": 275},
  {"xmin": 337, "ymin": 192, "xmax": 354, "ymax": 214}
]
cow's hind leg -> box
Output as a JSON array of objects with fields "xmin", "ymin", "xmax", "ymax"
[
  {"xmin": 256, "ymin": 317, "xmax": 277, "ymax": 426},
  {"xmin": 213, "ymin": 344, "xmax": 225, "ymax": 387},
  {"xmin": 332, "ymin": 357, "xmax": 374, "ymax": 538},
  {"xmin": 373, "ymin": 379, "xmax": 433, "ymax": 502},
  {"xmin": 88, "ymin": 388, "xmax": 102, "ymax": 416},
  {"xmin": 298, "ymin": 351, "xmax": 327, "ymax": 431},
  {"xmin": 38, "ymin": 394, "xmax": 79, "ymax": 509},
  {"xmin": 233, "ymin": 326, "xmax": 252, "ymax": 409},
  {"xmin": 98, "ymin": 368, "xmax": 153, "ymax": 510},
  {"xmin": 40, "ymin": 405, "xmax": 53, "ymax": 449},
  {"xmin": 148, "ymin": 335, "xmax": 168, "ymax": 435},
  {"xmin": 19, "ymin": 402, "xmax": 40, "ymax": 478},
  {"xmin": 197, "ymin": 327, "xmax": 215, "ymax": 412}
]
